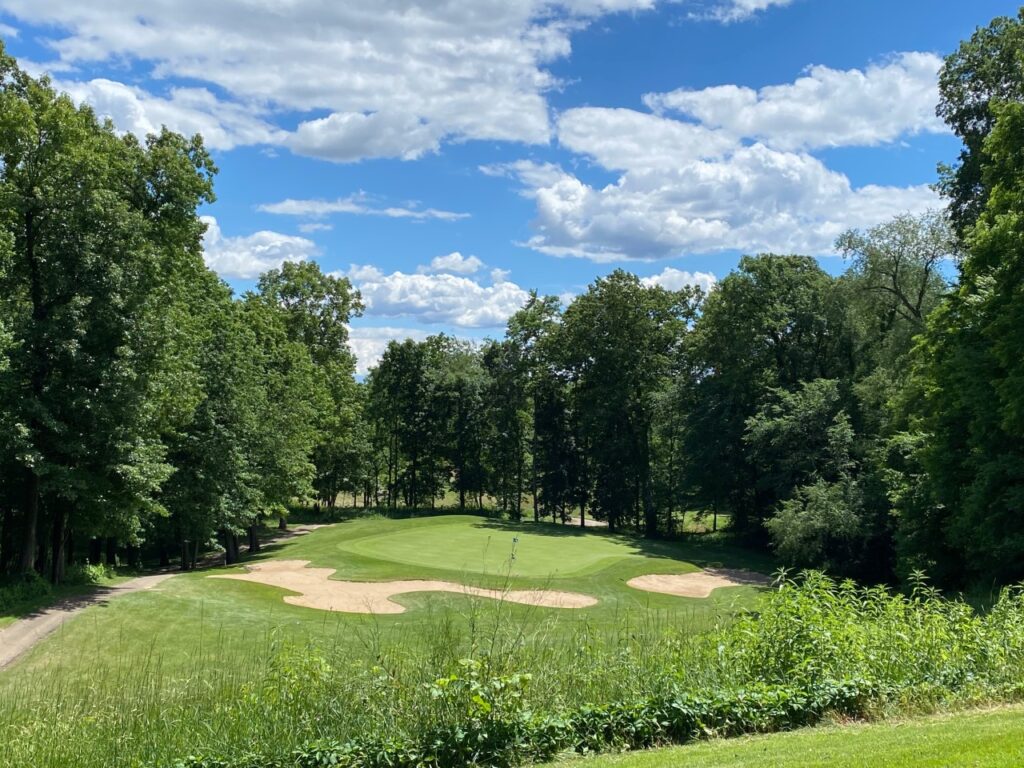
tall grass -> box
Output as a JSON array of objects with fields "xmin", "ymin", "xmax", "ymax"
[{"xmin": 1, "ymin": 572, "xmax": 1022, "ymax": 767}]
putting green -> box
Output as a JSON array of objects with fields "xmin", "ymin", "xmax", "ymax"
[{"xmin": 333, "ymin": 516, "xmax": 647, "ymax": 577}]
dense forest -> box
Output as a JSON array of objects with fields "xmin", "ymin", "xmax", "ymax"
[{"xmin": 1, "ymin": 10, "xmax": 1023, "ymax": 591}]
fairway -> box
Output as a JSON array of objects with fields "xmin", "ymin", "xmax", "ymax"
[
  {"xmin": 0, "ymin": 514, "xmax": 772, "ymax": 687},
  {"xmin": 333, "ymin": 515, "xmax": 659, "ymax": 577},
  {"xmin": 542, "ymin": 706, "xmax": 1024, "ymax": 768}
]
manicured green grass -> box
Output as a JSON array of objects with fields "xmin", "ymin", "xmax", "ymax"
[
  {"xmin": 334, "ymin": 517, "xmax": 636, "ymax": 577},
  {"xmin": 545, "ymin": 706, "xmax": 1024, "ymax": 768},
  {"xmin": 0, "ymin": 515, "xmax": 770, "ymax": 684},
  {"xmin": 297, "ymin": 514, "xmax": 763, "ymax": 580}
]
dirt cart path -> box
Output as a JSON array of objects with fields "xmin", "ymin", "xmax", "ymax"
[{"xmin": 0, "ymin": 523, "xmax": 326, "ymax": 670}]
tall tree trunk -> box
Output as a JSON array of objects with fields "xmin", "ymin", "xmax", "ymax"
[
  {"xmin": 50, "ymin": 505, "xmax": 66, "ymax": 584},
  {"xmin": 0, "ymin": 505, "xmax": 15, "ymax": 574},
  {"xmin": 223, "ymin": 530, "xmax": 239, "ymax": 565},
  {"xmin": 515, "ymin": 446, "xmax": 523, "ymax": 522},
  {"xmin": 19, "ymin": 474, "xmax": 39, "ymax": 574},
  {"xmin": 180, "ymin": 539, "xmax": 191, "ymax": 571},
  {"xmin": 89, "ymin": 537, "xmax": 103, "ymax": 566},
  {"xmin": 248, "ymin": 525, "xmax": 260, "ymax": 553},
  {"xmin": 23, "ymin": 210, "xmax": 46, "ymax": 576},
  {"xmin": 642, "ymin": 422, "xmax": 657, "ymax": 539},
  {"xmin": 105, "ymin": 536, "xmax": 117, "ymax": 566}
]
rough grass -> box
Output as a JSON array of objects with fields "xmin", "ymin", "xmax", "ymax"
[
  {"xmin": 5, "ymin": 518, "xmax": 1021, "ymax": 768},
  {"xmin": 543, "ymin": 705, "xmax": 1024, "ymax": 767},
  {"xmin": 0, "ymin": 516, "xmax": 772, "ymax": 767}
]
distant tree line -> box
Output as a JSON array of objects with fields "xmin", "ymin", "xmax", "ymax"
[{"xmin": 2, "ymin": 9, "xmax": 1024, "ymax": 590}]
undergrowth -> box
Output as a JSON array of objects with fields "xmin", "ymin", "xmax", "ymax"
[{"xmin": 1, "ymin": 571, "xmax": 1022, "ymax": 767}]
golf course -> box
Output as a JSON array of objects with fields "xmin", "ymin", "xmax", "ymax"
[
  {"xmin": 0, "ymin": 513, "xmax": 785, "ymax": 767},
  {"xmin": 1, "ymin": 515, "xmax": 771, "ymax": 680},
  {"xmin": 4, "ymin": 3, "xmax": 1024, "ymax": 766}
]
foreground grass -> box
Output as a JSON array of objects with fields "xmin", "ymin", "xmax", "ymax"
[
  {"xmin": 2, "ymin": 522, "xmax": 1022, "ymax": 768},
  {"xmin": 548, "ymin": 706, "xmax": 1024, "ymax": 767}
]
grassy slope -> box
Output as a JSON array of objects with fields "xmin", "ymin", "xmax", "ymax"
[
  {"xmin": 0, "ymin": 515, "xmax": 770, "ymax": 682},
  {"xmin": 545, "ymin": 706, "xmax": 1024, "ymax": 768}
]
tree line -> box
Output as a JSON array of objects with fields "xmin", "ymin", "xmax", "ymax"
[
  {"xmin": 2, "ymin": 9, "xmax": 1024, "ymax": 589},
  {"xmin": 0, "ymin": 45, "xmax": 363, "ymax": 582}
]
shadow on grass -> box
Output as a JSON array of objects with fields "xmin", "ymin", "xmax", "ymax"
[
  {"xmin": 268, "ymin": 506, "xmax": 774, "ymax": 575},
  {"xmin": 472, "ymin": 518, "xmax": 775, "ymax": 572}
]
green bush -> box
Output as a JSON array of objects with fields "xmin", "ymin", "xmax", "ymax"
[
  {"xmin": 0, "ymin": 572, "xmax": 52, "ymax": 614},
  {"xmin": 63, "ymin": 562, "xmax": 116, "ymax": 586}
]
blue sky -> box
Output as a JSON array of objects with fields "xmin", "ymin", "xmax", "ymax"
[{"xmin": 0, "ymin": 0, "xmax": 1017, "ymax": 372}]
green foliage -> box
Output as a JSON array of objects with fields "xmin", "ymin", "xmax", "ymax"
[
  {"xmin": 937, "ymin": 9, "xmax": 1024, "ymax": 235},
  {"xmin": 141, "ymin": 573, "xmax": 1024, "ymax": 768},
  {"xmin": 902, "ymin": 101, "xmax": 1024, "ymax": 587},
  {"xmin": 765, "ymin": 479, "xmax": 863, "ymax": 570},
  {"xmin": 0, "ymin": 572, "xmax": 51, "ymax": 614},
  {"xmin": 680, "ymin": 256, "xmax": 850, "ymax": 539}
]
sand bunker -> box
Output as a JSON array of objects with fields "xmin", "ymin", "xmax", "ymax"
[
  {"xmin": 212, "ymin": 559, "xmax": 598, "ymax": 614},
  {"xmin": 627, "ymin": 569, "xmax": 770, "ymax": 599}
]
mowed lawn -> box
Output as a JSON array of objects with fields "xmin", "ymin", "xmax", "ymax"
[
  {"xmin": 544, "ymin": 706, "xmax": 1024, "ymax": 768},
  {"xmin": 0, "ymin": 515, "xmax": 772, "ymax": 683}
]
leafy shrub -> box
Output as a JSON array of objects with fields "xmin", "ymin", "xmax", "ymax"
[
  {"xmin": 63, "ymin": 562, "xmax": 116, "ymax": 586},
  {"xmin": 0, "ymin": 572, "xmax": 52, "ymax": 614}
]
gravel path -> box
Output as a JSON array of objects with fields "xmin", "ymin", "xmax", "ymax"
[
  {"xmin": 0, "ymin": 523, "xmax": 327, "ymax": 670},
  {"xmin": 0, "ymin": 574, "xmax": 173, "ymax": 670}
]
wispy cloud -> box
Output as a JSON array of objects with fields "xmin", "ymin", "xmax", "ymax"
[{"xmin": 258, "ymin": 195, "xmax": 469, "ymax": 221}]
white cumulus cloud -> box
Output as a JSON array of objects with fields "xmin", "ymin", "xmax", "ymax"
[
  {"xmin": 641, "ymin": 267, "xmax": 717, "ymax": 292},
  {"xmin": 56, "ymin": 78, "xmax": 282, "ymax": 151},
  {"xmin": 500, "ymin": 51, "xmax": 944, "ymax": 262},
  {"xmin": 706, "ymin": 0, "xmax": 796, "ymax": 22},
  {"xmin": 342, "ymin": 264, "xmax": 529, "ymax": 328},
  {"xmin": 6, "ymin": 0, "xmax": 659, "ymax": 161},
  {"xmin": 201, "ymin": 216, "xmax": 318, "ymax": 279},
  {"xmin": 643, "ymin": 52, "xmax": 946, "ymax": 151},
  {"xmin": 420, "ymin": 252, "xmax": 484, "ymax": 275},
  {"xmin": 258, "ymin": 196, "xmax": 468, "ymax": 222},
  {"xmin": 348, "ymin": 326, "xmax": 431, "ymax": 376}
]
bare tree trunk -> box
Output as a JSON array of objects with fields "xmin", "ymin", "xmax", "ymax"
[
  {"xmin": 105, "ymin": 537, "xmax": 117, "ymax": 566},
  {"xmin": 50, "ymin": 505, "xmax": 66, "ymax": 584},
  {"xmin": 89, "ymin": 537, "xmax": 103, "ymax": 566},
  {"xmin": 19, "ymin": 475, "xmax": 38, "ymax": 574}
]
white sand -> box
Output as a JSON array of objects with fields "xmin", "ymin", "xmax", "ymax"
[
  {"xmin": 212, "ymin": 559, "xmax": 598, "ymax": 614},
  {"xmin": 627, "ymin": 569, "xmax": 770, "ymax": 598}
]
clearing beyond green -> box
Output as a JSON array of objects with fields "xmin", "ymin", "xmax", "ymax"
[{"xmin": 546, "ymin": 706, "xmax": 1024, "ymax": 768}]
